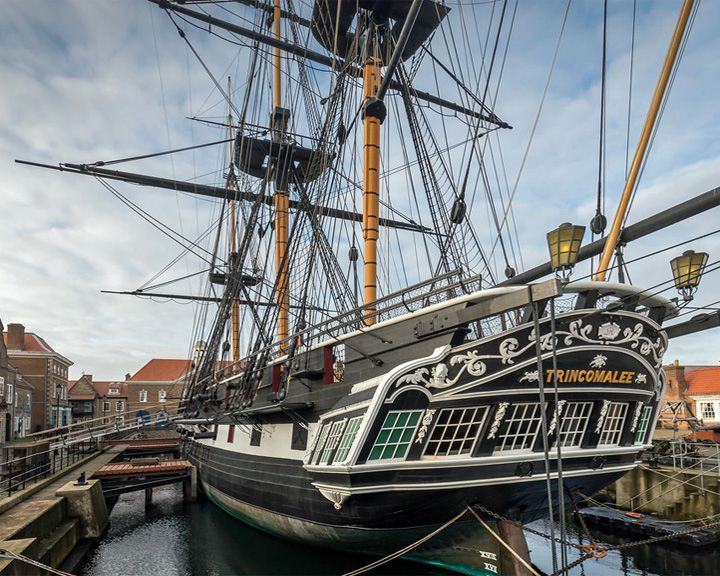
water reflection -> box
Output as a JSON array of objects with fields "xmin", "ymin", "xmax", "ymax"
[
  {"xmin": 79, "ymin": 488, "xmax": 718, "ymax": 576},
  {"xmin": 527, "ymin": 516, "xmax": 719, "ymax": 576},
  {"xmin": 79, "ymin": 486, "xmax": 444, "ymax": 576}
]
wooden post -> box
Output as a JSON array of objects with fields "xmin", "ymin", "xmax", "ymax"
[{"xmin": 497, "ymin": 520, "xmax": 534, "ymax": 576}]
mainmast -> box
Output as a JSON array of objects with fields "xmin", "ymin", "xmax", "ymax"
[
  {"xmin": 594, "ymin": 0, "xmax": 694, "ymax": 281},
  {"xmin": 273, "ymin": 0, "xmax": 291, "ymax": 352},
  {"xmin": 361, "ymin": 23, "xmax": 382, "ymax": 326}
]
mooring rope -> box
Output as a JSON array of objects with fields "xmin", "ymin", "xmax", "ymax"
[
  {"xmin": 0, "ymin": 548, "xmax": 76, "ymax": 576},
  {"xmin": 340, "ymin": 508, "xmax": 468, "ymax": 576}
]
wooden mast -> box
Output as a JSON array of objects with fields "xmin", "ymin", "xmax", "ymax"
[
  {"xmin": 227, "ymin": 77, "xmax": 241, "ymax": 365},
  {"xmin": 362, "ymin": 28, "xmax": 382, "ymax": 325},
  {"xmin": 594, "ymin": 0, "xmax": 694, "ymax": 281},
  {"xmin": 273, "ymin": 0, "xmax": 290, "ymax": 352}
]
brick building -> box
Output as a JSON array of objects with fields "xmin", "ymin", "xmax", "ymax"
[
  {"xmin": 11, "ymin": 364, "xmax": 33, "ymax": 438},
  {"xmin": 2, "ymin": 323, "xmax": 72, "ymax": 431},
  {"xmin": 0, "ymin": 319, "xmax": 14, "ymax": 444},
  {"xmin": 92, "ymin": 380, "xmax": 129, "ymax": 426},
  {"xmin": 126, "ymin": 359, "xmax": 190, "ymax": 424},
  {"xmin": 661, "ymin": 361, "xmax": 720, "ymax": 430}
]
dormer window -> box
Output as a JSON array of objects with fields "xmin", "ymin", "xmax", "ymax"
[{"xmin": 109, "ymin": 387, "xmax": 120, "ymax": 395}]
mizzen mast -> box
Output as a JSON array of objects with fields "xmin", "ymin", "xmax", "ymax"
[{"xmin": 227, "ymin": 76, "xmax": 241, "ymax": 364}]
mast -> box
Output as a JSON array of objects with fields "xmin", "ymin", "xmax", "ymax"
[
  {"xmin": 273, "ymin": 0, "xmax": 290, "ymax": 352},
  {"xmin": 227, "ymin": 77, "xmax": 241, "ymax": 365},
  {"xmin": 362, "ymin": 34, "xmax": 382, "ymax": 326},
  {"xmin": 594, "ymin": 0, "xmax": 694, "ymax": 281}
]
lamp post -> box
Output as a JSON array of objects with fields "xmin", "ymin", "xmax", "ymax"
[
  {"xmin": 670, "ymin": 250, "xmax": 709, "ymax": 301},
  {"xmin": 547, "ymin": 223, "xmax": 586, "ymax": 283}
]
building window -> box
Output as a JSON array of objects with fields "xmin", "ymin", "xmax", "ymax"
[
  {"xmin": 139, "ymin": 390, "xmax": 148, "ymax": 403},
  {"xmin": 227, "ymin": 425, "xmax": 235, "ymax": 443},
  {"xmin": 333, "ymin": 416, "xmax": 363, "ymax": 464},
  {"xmin": 319, "ymin": 420, "xmax": 346, "ymax": 465},
  {"xmin": 495, "ymin": 403, "xmax": 543, "ymax": 453},
  {"xmin": 115, "ymin": 401, "xmax": 124, "ymax": 412},
  {"xmin": 700, "ymin": 402, "xmax": 716, "ymax": 420},
  {"xmin": 109, "ymin": 387, "xmax": 119, "ymax": 395},
  {"xmin": 103, "ymin": 401, "xmax": 111, "ymax": 412},
  {"xmin": 635, "ymin": 407, "xmax": 653, "ymax": 444},
  {"xmin": 368, "ymin": 410, "xmax": 423, "ymax": 462},
  {"xmin": 556, "ymin": 402, "xmax": 594, "ymax": 448},
  {"xmin": 599, "ymin": 402, "xmax": 628, "ymax": 446},
  {"xmin": 423, "ymin": 407, "xmax": 489, "ymax": 458},
  {"xmin": 159, "ymin": 389, "xmax": 167, "ymax": 403},
  {"xmin": 250, "ymin": 425, "xmax": 262, "ymax": 446},
  {"xmin": 115, "ymin": 415, "xmax": 125, "ymax": 426}
]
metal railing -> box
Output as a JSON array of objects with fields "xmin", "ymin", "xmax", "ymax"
[
  {"xmin": 0, "ymin": 415, "xmax": 180, "ymax": 498},
  {"xmin": 624, "ymin": 441, "xmax": 720, "ymax": 512},
  {"xmin": 0, "ymin": 439, "xmax": 98, "ymax": 498}
]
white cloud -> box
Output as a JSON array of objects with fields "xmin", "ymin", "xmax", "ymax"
[{"xmin": 1, "ymin": 0, "xmax": 718, "ymax": 381}]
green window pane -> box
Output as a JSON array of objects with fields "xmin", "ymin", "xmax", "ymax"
[
  {"xmin": 389, "ymin": 429, "xmax": 402, "ymax": 443},
  {"xmin": 369, "ymin": 446, "xmax": 383, "ymax": 460},
  {"xmin": 385, "ymin": 413, "xmax": 399, "ymax": 427}
]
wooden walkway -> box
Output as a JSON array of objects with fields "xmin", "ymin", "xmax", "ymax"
[{"xmin": 92, "ymin": 459, "xmax": 192, "ymax": 479}]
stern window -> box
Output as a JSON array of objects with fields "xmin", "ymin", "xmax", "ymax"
[
  {"xmin": 368, "ymin": 410, "xmax": 422, "ymax": 461},
  {"xmin": 333, "ymin": 416, "xmax": 363, "ymax": 464},
  {"xmin": 494, "ymin": 403, "xmax": 542, "ymax": 453},
  {"xmin": 423, "ymin": 407, "xmax": 489, "ymax": 457},
  {"xmin": 599, "ymin": 402, "xmax": 628, "ymax": 446},
  {"xmin": 319, "ymin": 420, "xmax": 346, "ymax": 464},
  {"xmin": 634, "ymin": 406, "xmax": 653, "ymax": 444},
  {"xmin": 555, "ymin": 402, "xmax": 593, "ymax": 448}
]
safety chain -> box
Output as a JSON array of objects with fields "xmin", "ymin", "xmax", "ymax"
[{"xmin": 471, "ymin": 504, "xmax": 720, "ymax": 574}]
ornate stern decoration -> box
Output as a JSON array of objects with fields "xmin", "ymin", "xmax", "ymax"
[
  {"xmin": 595, "ymin": 400, "xmax": 611, "ymax": 433},
  {"xmin": 318, "ymin": 488, "xmax": 351, "ymax": 511},
  {"xmin": 487, "ymin": 402, "xmax": 509, "ymax": 439},
  {"xmin": 415, "ymin": 409, "xmax": 436, "ymax": 444},
  {"xmin": 548, "ymin": 400, "xmax": 567, "ymax": 436},
  {"xmin": 630, "ymin": 402, "xmax": 644, "ymax": 432}
]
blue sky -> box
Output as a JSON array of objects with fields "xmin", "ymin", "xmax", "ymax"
[{"xmin": 1, "ymin": 0, "xmax": 719, "ymax": 379}]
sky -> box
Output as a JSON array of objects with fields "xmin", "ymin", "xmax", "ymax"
[{"xmin": 1, "ymin": 0, "xmax": 719, "ymax": 381}]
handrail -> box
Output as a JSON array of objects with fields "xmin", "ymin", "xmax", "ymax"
[{"xmin": 620, "ymin": 442, "xmax": 720, "ymax": 511}]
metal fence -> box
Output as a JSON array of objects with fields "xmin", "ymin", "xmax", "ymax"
[{"xmin": 0, "ymin": 439, "xmax": 99, "ymax": 498}]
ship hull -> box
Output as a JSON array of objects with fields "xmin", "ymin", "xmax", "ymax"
[{"xmin": 179, "ymin": 285, "xmax": 672, "ymax": 574}]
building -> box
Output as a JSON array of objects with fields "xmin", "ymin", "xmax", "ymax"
[
  {"xmin": 11, "ymin": 364, "xmax": 33, "ymax": 438},
  {"xmin": 2, "ymin": 323, "xmax": 72, "ymax": 431},
  {"xmin": 0, "ymin": 319, "xmax": 14, "ymax": 444},
  {"xmin": 685, "ymin": 367, "xmax": 720, "ymax": 425},
  {"xmin": 660, "ymin": 361, "xmax": 720, "ymax": 430},
  {"xmin": 92, "ymin": 380, "xmax": 129, "ymax": 427},
  {"xmin": 68, "ymin": 374, "xmax": 98, "ymax": 424},
  {"xmin": 126, "ymin": 359, "xmax": 190, "ymax": 424}
]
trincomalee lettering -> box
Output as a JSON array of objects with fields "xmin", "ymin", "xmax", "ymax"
[{"xmin": 546, "ymin": 368, "xmax": 635, "ymax": 384}]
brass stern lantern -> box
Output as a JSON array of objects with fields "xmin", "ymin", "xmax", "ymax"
[
  {"xmin": 547, "ymin": 223, "xmax": 585, "ymax": 282},
  {"xmin": 670, "ymin": 250, "xmax": 709, "ymax": 301}
]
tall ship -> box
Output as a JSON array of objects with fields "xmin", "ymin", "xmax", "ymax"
[{"xmin": 21, "ymin": 0, "xmax": 718, "ymax": 573}]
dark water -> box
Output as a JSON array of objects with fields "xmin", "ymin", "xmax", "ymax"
[{"xmin": 79, "ymin": 486, "xmax": 719, "ymax": 575}]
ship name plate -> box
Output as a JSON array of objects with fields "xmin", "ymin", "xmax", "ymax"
[{"xmin": 545, "ymin": 368, "xmax": 636, "ymax": 384}]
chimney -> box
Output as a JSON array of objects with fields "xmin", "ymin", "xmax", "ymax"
[
  {"xmin": 7, "ymin": 324, "xmax": 25, "ymax": 351},
  {"xmin": 125, "ymin": 373, "xmax": 131, "ymax": 381}
]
